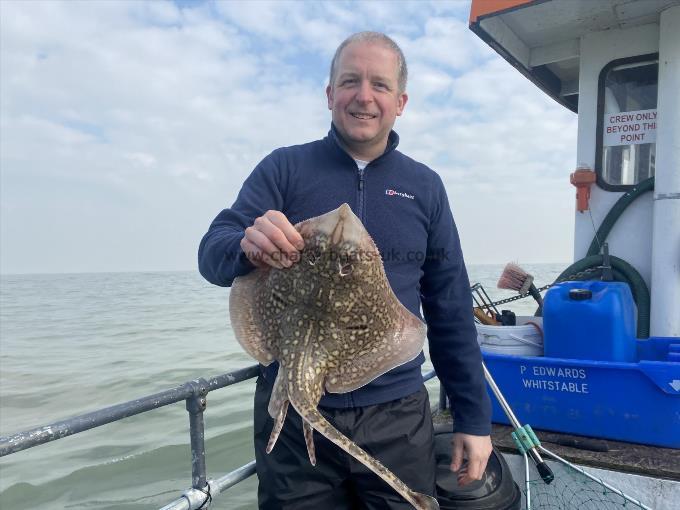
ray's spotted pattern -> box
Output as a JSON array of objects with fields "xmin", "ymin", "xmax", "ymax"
[{"xmin": 229, "ymin": 203, "xmax": 439, "ymax": 510}]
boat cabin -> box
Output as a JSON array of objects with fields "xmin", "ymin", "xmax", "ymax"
[{"xmin": 470, "ymin": 0, "xmax": 680, "ymax": 338}]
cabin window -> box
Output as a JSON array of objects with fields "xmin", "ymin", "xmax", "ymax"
[{"xmin": 596, "ymin": 54, "xmax": 658, "ymax": 190}]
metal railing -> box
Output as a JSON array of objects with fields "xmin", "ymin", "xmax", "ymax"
[{"xmin": 0, "ymin": 364, "xmax": 441, "ymax": 509}]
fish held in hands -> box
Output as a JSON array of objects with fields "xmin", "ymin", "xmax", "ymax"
[{"xmin": 229, "ymin": 203, "xmax": 439, "ymax": 510}]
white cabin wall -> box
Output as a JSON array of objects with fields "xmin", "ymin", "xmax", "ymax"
[
  {"xmin": 575, "ymin": 23, "xmax": 659, "ymax": 287},
  {"xmin": 650, "ymin": 5, "xmax": 680, "ymax": 337}
]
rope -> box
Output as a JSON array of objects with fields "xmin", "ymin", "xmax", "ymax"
[{"xmin": 196, "ymin": 484, "xmax": 212, "ymax": 509}]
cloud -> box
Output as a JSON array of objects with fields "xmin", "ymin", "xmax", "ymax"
[
  {"xmin": 401, "ymin": 16, "xmax": 491, "ymax": 72},
  {"xmin": 0, "ymin": 0, "xmax": 577, "ymax": 274}
]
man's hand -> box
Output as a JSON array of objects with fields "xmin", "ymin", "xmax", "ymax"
[
  {"xmin": 241, "ymin": 210, "xmax": 304, "ymax": 269},
  {"xmin": 450, "ymin": 433, "xmax": 493, "ymax": 486}
]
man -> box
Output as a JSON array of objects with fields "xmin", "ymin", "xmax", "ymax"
[{"xmin": 199, "ymin": 32, "xmax": 492, "ymax": 509}]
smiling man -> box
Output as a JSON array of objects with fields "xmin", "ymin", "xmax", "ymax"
[
  {"xmin": 199, "ymin": 32, "xmax": 492, "ymax": 509},
  {"xmin": 326, "ymin": 38, "xmax": 408, "ymax": 162}
]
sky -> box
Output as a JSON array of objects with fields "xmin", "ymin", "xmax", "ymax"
[{"xmin": 0, "ymin": 0, "xmax": 578, "ymax": 275}]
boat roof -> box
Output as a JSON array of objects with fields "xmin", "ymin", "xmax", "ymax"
[{"xmin": 469, "ymin": 0, "xmax": 680, "ymax": 113}]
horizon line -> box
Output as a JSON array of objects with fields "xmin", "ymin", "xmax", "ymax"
[{"xmin": 0, "ymin": 261, "xmax": 574, "ymax": 278}]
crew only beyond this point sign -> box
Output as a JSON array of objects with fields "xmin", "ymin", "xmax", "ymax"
[{"xmin": 604, "ymin": 108, "xmax": 657, "ymax": 146}]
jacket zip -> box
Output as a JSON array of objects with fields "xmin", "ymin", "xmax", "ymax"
[
  {"xmin": 350, "ymin": 163, "xmax": 366, "ymax": 407},
  {"xmin": 357, "ymin": 166, "xmax": 366, "ymax": 223}
]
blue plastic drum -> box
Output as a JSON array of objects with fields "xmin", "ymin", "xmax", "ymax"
[{"xmin": 543, "ymin": 281, "xmax": 637, "ymax": 362}]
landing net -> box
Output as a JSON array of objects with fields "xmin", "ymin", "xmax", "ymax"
[{"xmin": 521, "ymin": 446, "xmax": 651, "ymax": 510}]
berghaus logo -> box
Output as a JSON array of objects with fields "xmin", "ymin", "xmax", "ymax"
[{"xmin": 385, "ymin": 189, "xmax": 415, "ymax": 200}]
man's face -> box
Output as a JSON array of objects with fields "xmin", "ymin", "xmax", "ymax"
[{"xmin": 326, "ymin": 41, "xmax": 408, "ymax": 160}]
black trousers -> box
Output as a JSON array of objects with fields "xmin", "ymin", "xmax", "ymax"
[{"xmin": 253, "ymin": 375, "xmax": 436, "ymax": 509}]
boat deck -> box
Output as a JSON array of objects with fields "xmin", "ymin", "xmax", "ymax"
[{"xmin": 432, "ymin": 411, "xmax": 679, "ymax": 481}]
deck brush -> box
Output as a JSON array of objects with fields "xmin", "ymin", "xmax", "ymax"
[{"xmin": 497, "ymin": 262, "xmax": 544, "ymax": 314}]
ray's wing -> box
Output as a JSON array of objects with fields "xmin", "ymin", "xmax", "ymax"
[
  {"xmin": 324, "ymin": 298, "xmax": 426, "ymax": 393},
  {"xmin": 229, "ymin": 269, "xmax": 278, "ymax": 365}
]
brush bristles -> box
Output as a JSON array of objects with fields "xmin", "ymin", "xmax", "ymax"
[{"xmin": 497, "ymin": 262, "xmax": 531, "ymax": 291}]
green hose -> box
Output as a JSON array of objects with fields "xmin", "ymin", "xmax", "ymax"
[
  {"xmin": 587, "ymin": 177, "xmax": 655, "ymax": 257},
  {"xmin": 552, "ymin": 176, "xmax": 654, "ymax": 338}
]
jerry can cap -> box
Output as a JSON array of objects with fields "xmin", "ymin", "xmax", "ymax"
[{"xmin": 569, "ymin": 288, "xmax": 593, "ymax": 301}]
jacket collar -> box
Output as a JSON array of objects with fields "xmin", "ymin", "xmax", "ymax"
[{"xmin": 326, "ymin": 123, "xmax": 400, "ymax": 166}]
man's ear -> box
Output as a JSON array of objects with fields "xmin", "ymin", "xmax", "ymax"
[
  {"xmin": 396, "ymin": 92, "xmax": 408, "ymax": 116},
  {"xmin": 326, "ymin": 85, "xmax": 333, "ymax": 110}
]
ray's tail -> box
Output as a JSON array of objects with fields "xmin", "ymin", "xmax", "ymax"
[{"xmin": 291, "ymin": 401, "xmax": 440, "ymax": 510}]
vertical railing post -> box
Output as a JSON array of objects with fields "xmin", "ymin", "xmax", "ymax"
[
  {"xmin": 438, "ymin": 383, "xmax": 448, "ymax": 412},
  {"xmin": 186, "ymin": 378, "xmax": 209, "ymax": 490}
]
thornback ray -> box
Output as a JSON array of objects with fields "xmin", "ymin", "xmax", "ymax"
[
  {"xmin": 229, "ymin": 269, "xmax": 277, "ymax": 366},
  {"xmin": 265, "ymin": 374, "xmax": 289, "ymax": 454},
  {"xmin": 229, "ymin": 203, "xmax": 439, "ymax": 510}
]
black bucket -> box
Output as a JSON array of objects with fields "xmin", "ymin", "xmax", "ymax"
[{"xmin": 434, "ymin": 426, "xmax": 521, "ymax": 509}]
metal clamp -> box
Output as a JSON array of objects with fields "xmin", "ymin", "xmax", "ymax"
[{"xmin": 511, "ymin": 424, "xmax": 541, "ymax": 454}]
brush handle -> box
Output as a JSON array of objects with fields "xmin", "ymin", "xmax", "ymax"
[
  {"xmin": 473, "ymin": 307, "xmax": 498, "ymax": 325},
  {"xmin": 529, "ymin": 284, "xmax": 544, "ymax": 313}
]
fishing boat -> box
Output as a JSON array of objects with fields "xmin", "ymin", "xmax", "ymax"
[
  {"xmin": 1, "ymin": 1, "xmax": 678, "ymax": 509},
  {"xmin": 465, "ymin": 0, "xmax": 680, "ymax": 508}
]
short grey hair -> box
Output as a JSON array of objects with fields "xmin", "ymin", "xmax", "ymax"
[{"xmin": 329, "ymin": 32, "xmax": 408, "ymax": 94}]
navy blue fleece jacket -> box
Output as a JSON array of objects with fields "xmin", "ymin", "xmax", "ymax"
[{"xmin": 198, "ymin": 126, "xmax": 491, "ymax": 435}]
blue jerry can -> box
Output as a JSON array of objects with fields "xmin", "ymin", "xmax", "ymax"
[{"xmin": 543, "ymin": 281, "xmax": 637, "ymax": 362}]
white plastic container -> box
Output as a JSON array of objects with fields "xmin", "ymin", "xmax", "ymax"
[{"xmin": 476, "ymin": 316, "xmax": 544, "ymax": 357}]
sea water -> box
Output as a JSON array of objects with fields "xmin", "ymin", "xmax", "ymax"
[{"xmin": 0, "ymin": 264, "xmax": 564, "ymax": 509}]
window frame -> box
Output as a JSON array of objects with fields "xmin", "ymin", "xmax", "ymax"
[{"xmin": 595, "ymin": 53, "xmax": 659, "ymax": 191}]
